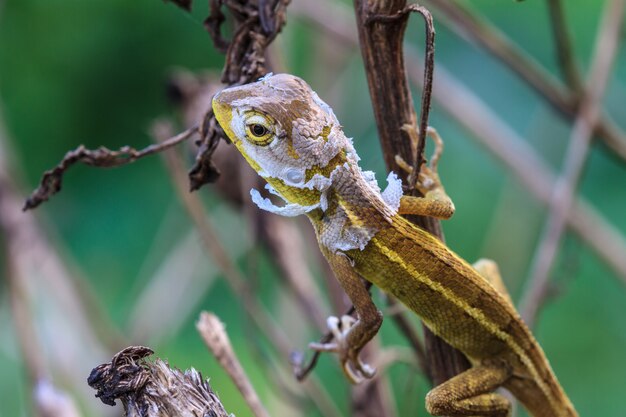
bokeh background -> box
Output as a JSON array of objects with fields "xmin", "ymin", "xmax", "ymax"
[{"xmin": 1, "ymin": 0, "xmax": 625, "ymax": 416}]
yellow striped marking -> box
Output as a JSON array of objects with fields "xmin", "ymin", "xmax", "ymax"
[{"xmin": 368, "ymin": 237, "xmax": 561, "ymax": 412}]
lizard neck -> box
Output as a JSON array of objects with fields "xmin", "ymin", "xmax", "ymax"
[{"xmin": 307, "ymin": 161, "xmax": 402, "ymax": 253}]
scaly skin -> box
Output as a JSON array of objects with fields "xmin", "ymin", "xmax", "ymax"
[{"xmin": 212, "ymin": 73, "xmax": 577, "ymax": 417}]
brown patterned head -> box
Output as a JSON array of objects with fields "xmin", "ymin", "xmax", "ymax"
[{"xmin": 212, "ymin": 73, "xmax": 356, "ymax": 190}]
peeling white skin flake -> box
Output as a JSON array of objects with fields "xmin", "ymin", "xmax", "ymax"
[
  {"xmin": 362, "ymin": 170, "xmax": 380, "ymax": 192},
  {"xmin": 355, "ymin": 170, "xmax": 402, "ymax": 214},
  {"xmin": 252, "ymin": 167, "xmax": 337, "ymax": 215},
  {"xmin": 320, "ymin": 205, "xmax": 378, "ymax": 252},
  {"xmin": 381, "ymin": 172, "xmax": 403, "ymax": 212},
  {"xmin": 264, "ymin": 183, "xmax": 281, "ymax": 197},
  {"xmin": 250, "ymin": 189, "xmax": 319, "ymax": 217}
]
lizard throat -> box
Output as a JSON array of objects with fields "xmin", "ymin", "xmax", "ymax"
[{"xmin": 262, "ymin": 150, "xmax": 349, "ymax": 208}]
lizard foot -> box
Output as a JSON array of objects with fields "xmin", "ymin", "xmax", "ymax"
[
  {"xmin": 309, "ymin": 315, "xmax": 376, "ymax": 383},
  {"xmin": 395, "ymin": 153, "xmax": 451, "ymax": 202},
  {"xmin": 395, "ymin": 126, "xmax": 446, "ymax": 192}
]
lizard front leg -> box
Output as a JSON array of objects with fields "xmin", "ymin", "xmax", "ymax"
[
  {"xmin": 426, "ymin": 361, "xmax": 513, "ymax": 417},
  {"xmin": 310, "ymin": 249, "xmax": 383, "ymax": 383}
]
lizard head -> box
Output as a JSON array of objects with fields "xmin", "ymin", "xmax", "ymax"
[{"xmin": 212, "ymin": 73, "xmax": 356, "ymax": 206}]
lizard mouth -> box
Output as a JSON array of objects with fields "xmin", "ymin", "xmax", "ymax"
[{"xmin": 211, "ymin": 93, "xmax": 239, "ymax": 144}]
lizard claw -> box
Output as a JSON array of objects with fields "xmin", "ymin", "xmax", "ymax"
[
  {"xmin": 395, "ymin": 125, "xmax": 446, "ymax": 195},
  {"xmin": 394, "ymin": 155, "xmax": 448, "ymax": 200},
  {"xmin": 416, "ymin": 165, "xmax": 444, "ymax": 195},
  {"xmin": 309, "ymin": 315, "xmax": 376, "ymax": 384}
]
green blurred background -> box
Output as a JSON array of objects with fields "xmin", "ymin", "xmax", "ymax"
[{"xmin": 0, "ymin": 0, "xmax": 625, "ymax": 416}]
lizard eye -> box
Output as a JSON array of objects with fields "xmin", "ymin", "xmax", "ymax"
[
  {"xmin": 244, "ymin": 116, "xmax": 274, "ymax": 146},
  {"xmin": 249, "ymin": 124, "xmax": 268, "ymax": 137}
]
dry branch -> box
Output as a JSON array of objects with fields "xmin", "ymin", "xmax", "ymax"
[
  {"xmin": 23, "ymin": 126, "xmax": 198, "ymax": 210},
  {"xmin": 190, "ymin": 0, "xmax": 291, "ymax": 190}
]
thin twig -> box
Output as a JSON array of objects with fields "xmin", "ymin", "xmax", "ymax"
[
  {"xmin": 546, "ymin": 0, "xmax": 583, "ymax": 93},
  {"xmin": 23, "ymin": 125, "xmax": 198, "ymax": 210},
  {"xmin": 365, "ymin": 4, "xmax": 436, "ymax": 187},
  {"xmin": 197, "ymin": 312, "xmax": 270, "ymax": 417},
  {"xmin": 386, "ymin": 298, "xmax": 431, "ymax": 382},
  {"xmin": 520, "ymin": 0, "xmax": 625, "ymax": 326},
  {"xmin": 408, "ymin": 5, "xmax": 436, "ymax": 191}
]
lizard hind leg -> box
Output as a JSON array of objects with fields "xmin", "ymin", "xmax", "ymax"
[
  {"xmin": 425, "ymin": 362, "xmax": 513, "ymax": 417},
  {"xmin": 472, "ymin": 259, "xmax": 514, "ymax": 307}
]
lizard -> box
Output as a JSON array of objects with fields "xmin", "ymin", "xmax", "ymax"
[{"xmin": 211, "ymin": 73, "xmax": 578, "ymax": 417}]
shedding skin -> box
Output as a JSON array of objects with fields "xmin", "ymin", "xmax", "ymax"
[{"xmin": 212, "ymin": 74, "xmax": 577, "ymax": 417}]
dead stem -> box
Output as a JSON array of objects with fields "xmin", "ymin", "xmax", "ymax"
[
  {"xmin": 354, "ymin": 0, "xmax": 470, "ymax": 389},
  {"xmin": 408, "ymin": 4, "xmax": 436, "ymax": 192},
  {"xmin": 546, "ymin": 0, "xmax": 583, "ymax": 93},
  {"xmin": 197, "ymin": 312, "xmax": 270, "ymax": 417}
]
